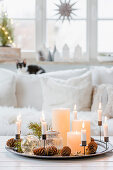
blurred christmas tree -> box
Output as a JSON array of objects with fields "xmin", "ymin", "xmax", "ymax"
[{"xmin": 0, "ymin": 11, "xmax": 14, "ymax": 47}]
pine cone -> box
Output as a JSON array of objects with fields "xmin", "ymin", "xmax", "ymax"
[
  {"xmin": 47, "ymin": 146, "xmax": 57, "ymax": 156},
  {"xmin": 33, "ymin": 147, "xmax": 47, "ymax": 156},
  {"xmin": 88, "ymin": 141, "xmax": 98, "ymax": 154},
  {"xmin": 6, "ymin": 138, "xmax": 16, "ymax": 148},
  {"xmin": 91, "ymin": 137, "xmax": 95, "ymax": 142},
  {"xmin": 61, "ymin": 146, "xmax": 71, "ymax": 156}
]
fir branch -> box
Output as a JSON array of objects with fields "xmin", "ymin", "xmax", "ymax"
[{"xmin": 28, "ymin": 122, "xmax": 42, "ymax": 140}]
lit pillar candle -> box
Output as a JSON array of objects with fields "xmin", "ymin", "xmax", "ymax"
[
  {"xmin": 41, "ymin": 112, "xmax": 47, "ymax": 135},
  {"xmin": 73, "ymin": 104, "xmax": 77, "ymax": 120},
  {"xmin": 104, "ymin": 116, "xmax": 108, "ymax": 137},
  {"xmin": 81, "ymin": 122, "xmax": 86, "ymax": 142},
  {"xmin": 52, "ymin": 108, "xmax": 70, "ymax": 146},
  {"xmin": 98, "ymin": 102, "xmax": 102, "ymax": 121},
  {"xmin": 67, "ymin": 131, "xmax": 81, "ymax": 155},
  {"xmin": 72, "ymin": 120, "xmax": 90, "ymax": 144},
  {"xmin": 16, "ymin": 114, "xmax": 21, "ymax": 134}
]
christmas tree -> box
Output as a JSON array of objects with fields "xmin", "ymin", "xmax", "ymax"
[{"xmin": 0, "ymin": 11, "xmax": 14, "ymax": 47}]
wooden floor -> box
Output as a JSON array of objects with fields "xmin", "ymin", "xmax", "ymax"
[{"xmin": 1, "ymin": 136, "xmax": 113, "ymax": 170}]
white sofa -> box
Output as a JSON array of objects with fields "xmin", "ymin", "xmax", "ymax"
[{"xmin": 1, "ymin": 67, "xmax": 113, "ymax": 136}]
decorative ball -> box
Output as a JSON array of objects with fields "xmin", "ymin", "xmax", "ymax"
[
  {"xmin": 47, "ymin": 146, "xmax": 57, "ymax": 156},
  {"xmin": 61, "ymin": 146, "xmax": 71, "ymax": 156},
  {"xmin": 88, "ymin": 141, "xmax": 98, "ymax": 154},
  {"xmin": 21, "ymin": 135, "xmax": 39, "ymax": 154},
  {"xmin": 6, "ymin": 138, "xmax": 16, "ymax": 148},
  {"xmin": 33, "ymin": 147, "xmax": 47, "ymax": 156}
]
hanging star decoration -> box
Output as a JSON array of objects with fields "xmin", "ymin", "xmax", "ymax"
[{"xmin": 55, "ymin": 0, "xmax": 78, "ymax": 22}]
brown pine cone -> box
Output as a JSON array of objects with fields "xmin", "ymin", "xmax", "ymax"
[
  {"xmin": 91, "ymin": 137, "xmax": 95, "ymax": 142},
  {"xmin": 6, "ymin": 138, "xmax": 16, "ymax": 148},
  {"xmin": 33, "ymin": 147, "xmax": 47, "ymax": 156},
  {"xmin": 47, "ymin": 146, "xmax": 57, "ymax": 156},
  {"xmin": 61, "ymin": 146, "xmax": 71, "ymax": 156},
  {"xmin": 88, "ymin": 141, "xmax": 98, "ymax": 154}
]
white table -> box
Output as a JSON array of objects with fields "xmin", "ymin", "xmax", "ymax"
[{"xmin": 1, "ymin": 136, "xmax": 113, "ymax": 170}]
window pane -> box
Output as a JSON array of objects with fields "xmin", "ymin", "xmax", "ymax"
[
  {"xmin": 98, "ymin": 21, "xmax": 113, "ymax": 52},
  {"xmin": 4, "ymin": 0, "xmax": 35, "ymax": 19},
  {"xmin": 14, "ymin": 20, "xmax": 35, "ymax": 51},
  {"xmin": 46, "ymin": 21, "xmax": 86, "ymax": 52},
  {"xmin": 98, "ymin": 0, "xmax": 113, "ymax": 18},
  {"xmin": 47, "ymin": 0, "xmax": 87, "ymax": 19}
]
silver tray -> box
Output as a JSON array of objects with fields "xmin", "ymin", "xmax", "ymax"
[{"xmin": 5, "ymin": 139, "xmax": 113, "ymax": 160}]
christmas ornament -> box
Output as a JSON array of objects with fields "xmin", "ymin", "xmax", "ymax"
[
  {"xmin": 47, "ymin": 146, "xmax": 58, "ymax": 156},
  {"xmin": 61, "ymin": 146, "xmax": 71, "ymax": 156},
  {"xmin": 88, "ymin": 141, "xmax": 98, "ymax": 154},
  {"xmin": 55, "ymin": 0, "xmax": 78, "ymax": 22},
  {"xmin": 6, "ymin": 138, "xmax": 16, "ymax": 148},
  {"xmin": 33, "ymin": 147, "xmax": 47, "ymax": 156}
]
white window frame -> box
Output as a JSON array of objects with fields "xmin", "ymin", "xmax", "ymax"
[{"xmin": 36, "ymin": 0, "xmax": 98, "ymax": 63}]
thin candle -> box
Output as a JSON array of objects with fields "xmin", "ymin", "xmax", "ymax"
[
  {"xmin": 41, "ymin": 111, "xmax": 47, "ymax": 135},
  {"xmin": 73, "ymin": 104, "xmax": 77, "ymax": 120},
  {"xmin": 16, "ymin": 114, "xmax": 21, "ymax": 134},
  {"xmin": 98, "ymin": 102, "xmax": 102, "ymax": 122},
  {"xmin": 104, "ymin": 116, "xmax": 108, "ymax": 137},
  {"xmin": 81, "ymin": 122, "xmax": 86, "ymax": 142}
]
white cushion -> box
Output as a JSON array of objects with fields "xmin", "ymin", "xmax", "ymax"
[
  {"xmin": 41, "ymin": 71, "xmax": 92, "ymax": 112},
  {"xmin": 91, "ymin": 84, "xmax": 113, "ymax": 118},
  {"xmin": 0, "ymin": 69, "xmax": 17, "ymax": 107},
  {"xmin": 46, "ymin": 68, "xmax": 87, "ymax": 80},
  {"xmin": 16, "ymin": 68, "xmax": 87, "ymax": 110},
  {"xmin": 91, "ymin": 67, "xmax": 113, "ymax": 85}
]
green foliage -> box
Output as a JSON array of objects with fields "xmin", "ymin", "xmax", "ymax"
[
  {"xmin": 28, "ymin": 122, "xmax": 42, "ymax": 140},
  {"xmin": 0, "ymin": 11, "xmax": 14, "ymax": 46},
  {"xmin": 14, "ymin": 141, "xmax": 23, "ymax": 153}
]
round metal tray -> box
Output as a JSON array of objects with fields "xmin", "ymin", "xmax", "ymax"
[{"xmin": 5, "ymin": 139, "xmax": 113, "ymax": 160}]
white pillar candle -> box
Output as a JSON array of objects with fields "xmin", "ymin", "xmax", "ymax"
[
  {"xmin": 81, "ymin": 122, "xmax": 86, "ymax": 141},
  {"xmin": 41, "ymin": 112, "xmax": 47, "ymax": 135},
  {"xmin": 67, "ymin": 131, "xmax": 81, "ymax": 155},
  {"xmin": 98, "ymin": 102, "xmax": 102, "ymax": 121},
  {"xmin": 52, "ymin": 108, "xmax": 70, "ymax": 146},
  {"xmin": 16, "ymin": 114, "xmax": 21, "ymax": 134},
  {"xmin": 73, "ymin": 104, "xmax": 77, "ymax": 120},
  {"xmin": 104, "ymin": 116, "xmax": 108, "ymax": 137}
]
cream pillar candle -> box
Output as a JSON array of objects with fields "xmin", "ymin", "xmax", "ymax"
[
  {"xmin": 98, "ymin": 102, "xmax": 102, "ymax": 121},
  {"xmin": 72, "ymin": 120, "xmax": 91, "ymax": 144},
  {"xmin": 67, "ymin": 131, "xmax": 81, "ymax": 155},
  {"xmin": 104, "ymin": 116, "xmax": 108, "ymax": 137},
  {"xmin": 73, "ymin": 104, "xmax": 77, "ymax": 120},
  {"xmin": 52, "ymin": 108, "xmax": 70, "ymax": 146}
]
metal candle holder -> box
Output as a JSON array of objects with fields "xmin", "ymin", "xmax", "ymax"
[
  {"xmin": 42, "ymin": 134, "xmax": 46, "ymax": 155},
  {"xmin": 81, "ymin": 141, "xmax": 87, "ymax": 155},
  {"xmin": 98, "ymin": 121, "xmax": 102, "ymax": 141},
  {"xmin": 104, "ymin": 137, "xmax": 109, "ymax": 150},
  {"xmin": 15, "ymin": 134, "xmax": 20, "ymax": 140}
]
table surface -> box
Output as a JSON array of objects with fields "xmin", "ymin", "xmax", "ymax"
[{"xmin": 1, "ymin": 136, "xmax": 113, "ymax": 170}]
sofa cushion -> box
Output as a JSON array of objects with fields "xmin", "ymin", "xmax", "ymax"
[
  {"xmin": 91, "ymin": 67, "xmax": 113, "ymax": 85},
  {"xmin": 41, "ymin": 71, "xmax": 92, "ymax": 112},
  {"xmin": 0, "ymin": 69, "xmax": 17, "ymax": 107},
  {"xmin": 16, "ymin": 68, "xmax": 87, "ymax": 110}
]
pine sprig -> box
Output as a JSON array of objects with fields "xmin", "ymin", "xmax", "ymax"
[{"xmin": 28, "ymin": 122, "xmax": 42, "ymax": 140}]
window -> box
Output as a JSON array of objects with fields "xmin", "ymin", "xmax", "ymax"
[
  {"xmin": 2, "ymin": 0, "xmax": 36, "ymax": 51},
  {"xmin": 46, "ymin": 0, "xmax": 87, "ymax": 55},
  {"xmin": 98, "ymin": 0, "xmax": 113, "ymax": 56}
]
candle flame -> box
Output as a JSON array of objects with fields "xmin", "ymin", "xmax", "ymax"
[
  {"xmin": 82, "ymin": 122, "xmax": 85, "ymax": 129},
  {"xmin": 17, "ymin": 114, "xmax": 21, "ymax": 121},
  {"xmin": 74, "ymin": 104, "xmax": 76, "ymax": 111},
  {"xmin": 99, "ymin": 102, "xmax": 101, "ymax": 110},
  {"xmin": 105, "ymin": 116, "xmax": 107, "ymax": 123}
]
